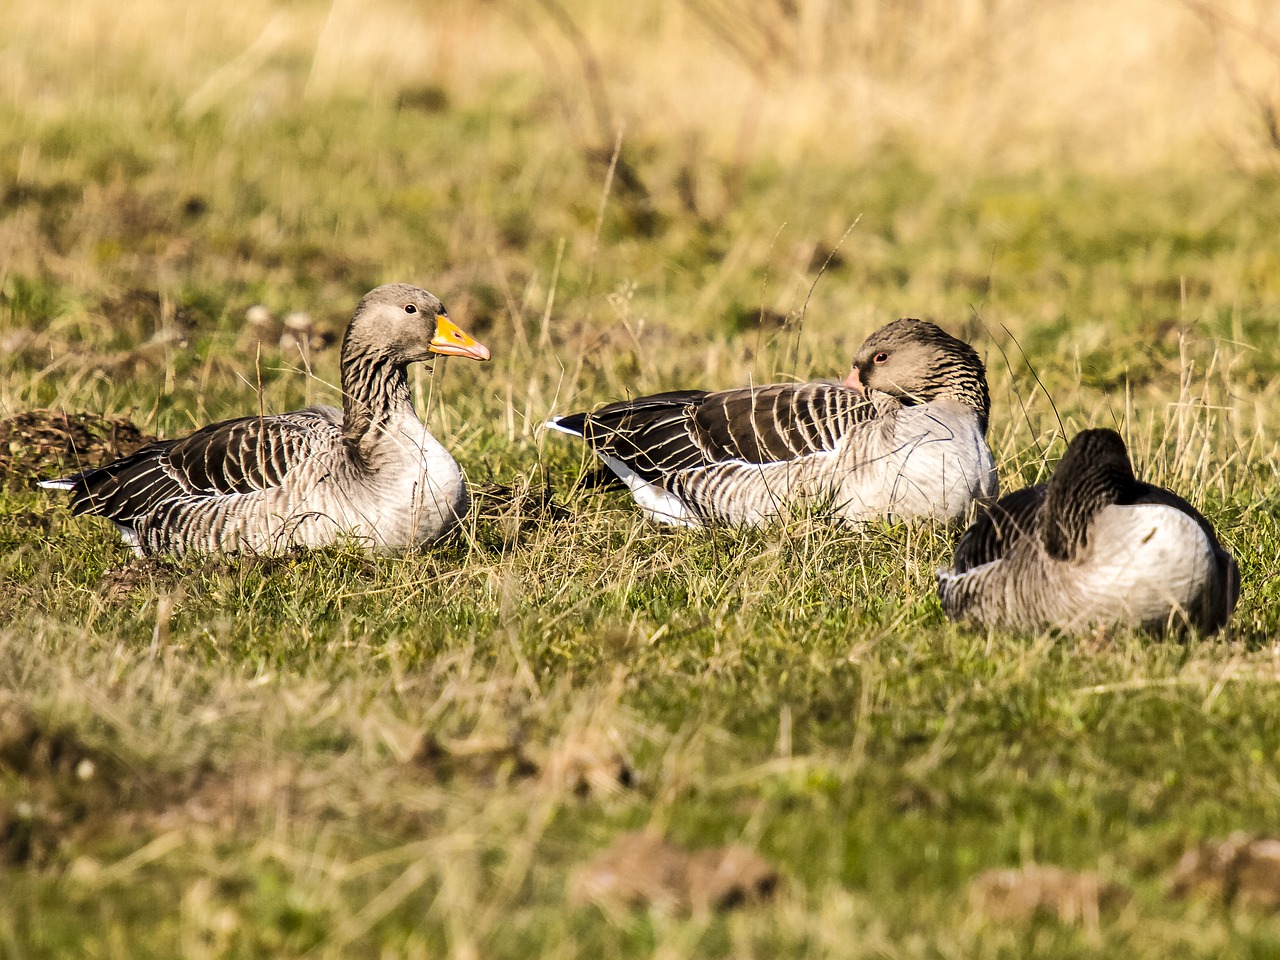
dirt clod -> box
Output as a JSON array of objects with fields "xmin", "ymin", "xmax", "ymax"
[
  {"xmin": 569, "ymin": 831, "xmax": 779, "ymax": 914},
  {"xmin": 94, "ymin": 288, "xmax": 204, "ymax": 336},
  {"xmin": 98, "ymin": 557, "xmax": 180, "ymax": 600},
  {"xmin": 1171, "ymin": 833, "xmax": 1280, "ymax": 910},
  {"xmin": 969, "ymin": 864, "xmax": 1128, "ymax": 925},
  {"xmin": 0, "ymin": 801, "xmax": 64, "ymax": 865},
  {"xmin": 685, "ymin": 844, "xmax": 780, "ymax": 911},
  {"xmin": 541, "ymin": 740, "xmax": 633, "ymax": 798},
  {"xmin": 1, "ymin": 409, "xmax": 154, "ymax": 485},
  {"xmin": 0, "ymin": 694, "xmax": 224, "ymax": 863},
  {"xmin": 408, "ymin": 733, "xmax": 539, "ymax": 785},
  {"xmin": 0, "ymin": 695, "xmax": 120, "ymax": 787},
  {"xmin": 893, "ymin": 779, "xmax": 948, "ymax": 813}
]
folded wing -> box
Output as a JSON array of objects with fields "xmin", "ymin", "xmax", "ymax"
[
  {"xmin": 52, "ymin": 410, "xmax": 341, "ymax": 525},
  {"xmin": 947, "ymin": 485, "xmax": 1047, "ymax": 573},
  {"xmin": 555, "ymin": 382, "xmax": 876, "ymax": 478}
]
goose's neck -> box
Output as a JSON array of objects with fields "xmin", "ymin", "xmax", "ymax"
[
  {"xmin": 938, "ymin": 362, "xmax": 991, "ymax": 434},
  {"xmin": 340, "ymin": 347, "xmax": 417, "ymax": 447}
]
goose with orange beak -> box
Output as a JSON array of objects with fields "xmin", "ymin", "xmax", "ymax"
[{"xmin": 42, "ymin": 284, "xmax": 492, "ymax": 555}]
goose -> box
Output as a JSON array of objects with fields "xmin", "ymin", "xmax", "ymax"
[
  {"xmin": 548, "ymin": 318, "xmax": 997, "ymax": 527},
  {"xmin": 40, "ymin": 283, "xmax": 491, "ymax": 557},
  {"xmin": 936, "ymin": 429, "xmax": 1239, "ymax": 634}
]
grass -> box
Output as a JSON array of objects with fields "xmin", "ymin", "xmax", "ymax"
[{"xmin": 4, "ymin": 0, "xmax": 1280, "ymax": 956}]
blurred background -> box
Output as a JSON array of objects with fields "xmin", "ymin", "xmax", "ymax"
[
  {"xmin": 3, "ymin": 0, "xmax": 1280, "ymax": 449},
  {"xmin": 12, "ymin": 0, "xmax": 1280, "ymax": 168}
]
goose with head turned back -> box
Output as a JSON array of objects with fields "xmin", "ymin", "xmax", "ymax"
[
  {"xmin": 41, "ymin": 284, "xmax": 492, "ymax": 556},
  {"xmin": 548, "ymin": 318, "xmax": 997, "ymax": 527},
  {"xmin": 937, "ymin": 429, "xmax": 1239, "ymax": 634}
]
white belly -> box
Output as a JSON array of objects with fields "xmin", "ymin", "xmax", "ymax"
[
  {"xmin": 206, "ymin": 417, "xmax": 466, "ymax": 554},
  {"xmin": 328, "ymin": 418, "xmax": 467, "ymax": 548},
  {"xmin": 1059, "ymin": 503, "xmax": 1217, "ymax": 629},
  {"xmin": 832, "ymin": 401, "xmax": 997, "ymax": 522}
]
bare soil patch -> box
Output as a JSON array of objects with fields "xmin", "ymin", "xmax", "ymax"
[
  {"xmin": 1, "ymin": 409, "xmax": 154, "ymax": 485},
  {"xmin": 569, "ymin": 830, "xmax": 779, "ymax": 914}
]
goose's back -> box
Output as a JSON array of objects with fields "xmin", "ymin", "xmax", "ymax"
[{"xmin": 939, "ymin": 502, "xmax": 1232, "ymax": 633}]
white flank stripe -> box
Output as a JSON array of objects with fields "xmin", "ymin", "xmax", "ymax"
[
  {"xmin": 544, "ymin": 417, "xmax": 584, "ymax": 438},
  {"xmin": 599, "ymin": 454, "xmax": 695, "ymax": 527}
]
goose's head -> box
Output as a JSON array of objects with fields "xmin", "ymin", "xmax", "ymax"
[
  {"xmin": 345, "ymin": 283, "xmax": 491, "ymax": 366},
  {"xmin": 845, "ymin": 318, "xmax": 989, "ymax": 426}
]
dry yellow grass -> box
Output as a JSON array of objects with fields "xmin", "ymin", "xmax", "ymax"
[{"xmin": 7, "ymin": 0, "xmax": 1280, "ymax": 171}]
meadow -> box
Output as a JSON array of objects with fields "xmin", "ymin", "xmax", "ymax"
[{"xmin": 4, "ymin": 0, "xmax": 1280, "ymax": 956}]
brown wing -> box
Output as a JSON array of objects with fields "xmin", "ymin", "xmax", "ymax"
[
  {"xmin": 689, "ymin": 382, "xmax": 877, "ymax": 463},
  {"xmin": 56, "ymin": 410, "xmax": 339, "ymax": 523},
  {"xmin": 554, "ymin": 382, "xmax": 877, "ymax": 483}
]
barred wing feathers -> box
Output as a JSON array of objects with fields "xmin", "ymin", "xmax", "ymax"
[
  {"xmin": 56, "ymin": 409, "xmax": 341, "ymax": 524},
  {"xmin": 553, "ymin": 390, "xmax": 710, "ymax": 483},
  {"xmin": 558, "ymin": 382, "xmax": 876, "ymax": 481},
  {"xmin": 690, "ymin": 383, "xmax": 877, "ymax": 463}
]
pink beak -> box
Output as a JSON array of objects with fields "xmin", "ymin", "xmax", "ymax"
[{"xmin": 844, "ymin": 366, "xmax": 863, "ymax": 392}]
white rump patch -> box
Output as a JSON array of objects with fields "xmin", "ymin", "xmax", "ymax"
[
  {"xmin": 545, "ymin": 417, "xmax": 584, "ymax": 438},
  {"xmin": 599, "ymin": 455, "xmax": 696, "ymax": 527},
  {"xmin": 112, "ymin": 522, "xmax": 145, "ymax": 556}
]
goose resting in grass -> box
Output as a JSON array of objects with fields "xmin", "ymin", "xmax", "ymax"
[
  {"xmin": 41, "ymin": 284, "xmax": 491, "ymax": 557},
  {"xmin": 548, "ymin": 318, "xmax": 997, "ymax": 527},
  {"xmin": 936, "ymin": 429, "xmax": 1239, "ymax": 634}
]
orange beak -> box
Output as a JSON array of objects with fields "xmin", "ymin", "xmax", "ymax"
[
  {"xmin": 429, "ymin": 314, "xmax": 491, "ymax": 361},
  {"xmin": 844, "ymin": 366, "xmax": 862, "ymax": 391}
]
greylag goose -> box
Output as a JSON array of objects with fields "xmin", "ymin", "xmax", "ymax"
[
  {"xmin": 41, "ymin": 284, "xmax": 491, "ymax": 556},
  {"xmin": 937, "ymin": 429, "xmax": 1239, "ymax": 634},
  {"xmin": 548, "ymin": 318, "xmax": 997, "ymax": 527}
]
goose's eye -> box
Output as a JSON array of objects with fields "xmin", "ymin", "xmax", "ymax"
[
  {"xmin": 874, "ymin": 351, "xmax": 889, "ymax": 364},
  {"xmin": 404, "ymin": 304, "xmax": 417, "ymax": 314}
]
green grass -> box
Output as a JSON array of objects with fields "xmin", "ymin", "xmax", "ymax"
[{"xmin": 4, "ymin": 16, "xmax": 1280, "ymax": 958}]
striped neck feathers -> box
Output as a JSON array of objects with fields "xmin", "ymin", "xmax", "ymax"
[
  {"xmin": 340, "ymin": 341, "xmax": 417, "ymax": 448},
  {"xmin": 925, "ymin": 347, "xmax": 990, "ymax": 431},
  {"xmin": 854, "ymin": 320, "xmax": 991, "ymax": 432}
]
